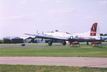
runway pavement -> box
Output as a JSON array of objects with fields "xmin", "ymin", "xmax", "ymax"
[{"xmin": 0, "ymin": 57, "xmax": 107, "ymax": 68}]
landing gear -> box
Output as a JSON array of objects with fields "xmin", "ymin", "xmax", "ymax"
[
  {"xmin": 62, "ymin": 41, "xmax": 66, "ymax": 45},
  {"xmin": 48, "ymin": 40, "xmax": 53, "ymax": 46},
  {"xmin": 86, "ymin": 41, "xmax": 89, "ymax": 45}
]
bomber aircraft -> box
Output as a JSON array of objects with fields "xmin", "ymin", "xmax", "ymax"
[{"xmin": 25, "ymin": 23, "xmax": 101, "ymax": 46}]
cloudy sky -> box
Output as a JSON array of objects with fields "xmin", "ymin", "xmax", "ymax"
[{"xmin": 0, "ymin": 0, "xmax": 107, "ymax": 38}]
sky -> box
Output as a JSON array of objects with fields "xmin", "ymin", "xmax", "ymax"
[{"xmin": 0, "ymin": 0, "xmax": 107, "ymax": 38}]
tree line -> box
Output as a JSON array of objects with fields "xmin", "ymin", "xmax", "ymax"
[{"xmin": 0, "ymin": 37, "xmax": 24, "ymax": 43}]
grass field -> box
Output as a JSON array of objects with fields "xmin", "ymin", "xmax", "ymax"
[
  {"xmin": 0, "ymin": 64, "xmax": 107, "ymax": 72},
  {"xmin": 0, "ymin": 43, "xmax": 107, "ymax": 57}
]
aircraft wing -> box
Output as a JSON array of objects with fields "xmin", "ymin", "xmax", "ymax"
[{"xmin": 25, "ymin": 33, "xmax": 67, "ymax": 40}]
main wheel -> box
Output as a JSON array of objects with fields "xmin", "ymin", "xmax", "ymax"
[
  {"xmin": 48, "ymin": 40, "xmax": 53, "ymax": 46},
  {"xmin": 62, "ymin": 41, "xmax": 66, "ymax": 45}
]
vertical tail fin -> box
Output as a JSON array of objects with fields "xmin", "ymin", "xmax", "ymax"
[{"xmin": 90, "ymin": 22, "xmax": 98, "ymax": 36}]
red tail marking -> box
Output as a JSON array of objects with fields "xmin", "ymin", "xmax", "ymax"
[{"xmin": 90, "ymin": 23, "xmax": 98, "ymax": 36}]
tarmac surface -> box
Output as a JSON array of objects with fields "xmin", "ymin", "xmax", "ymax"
[{"xmin": 0, "ymin": 57, "xmax": 107, "ymax": 68}]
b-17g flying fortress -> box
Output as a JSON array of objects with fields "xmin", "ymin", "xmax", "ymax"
[{"xmin": 0, "ymin": 0, "xmax": 107, "ymax": 72}]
